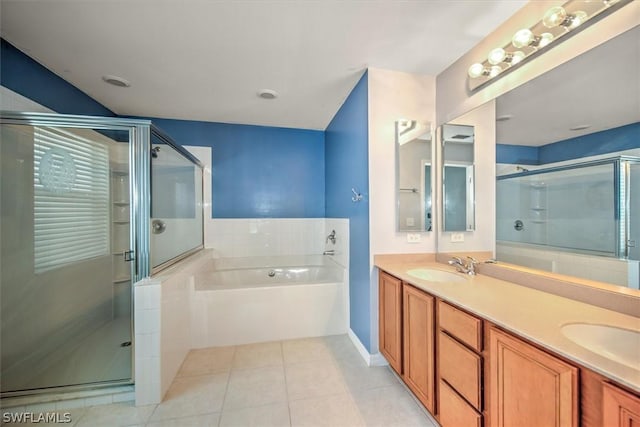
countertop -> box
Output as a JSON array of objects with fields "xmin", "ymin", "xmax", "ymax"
[{"xmin": 375, "ymin": 259, "xmax": 640, "ymax": 393}]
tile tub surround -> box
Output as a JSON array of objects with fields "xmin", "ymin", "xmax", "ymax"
[
  {"xmin": 4, "ymin": 336, "xmax": 437, "ymax": 427},
  {"xmin": 375, "ymin": 256, "xmax": 640, "ymax": 393}
]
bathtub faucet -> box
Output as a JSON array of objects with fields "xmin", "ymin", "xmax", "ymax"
[
  {"xmin": 323, "ymin": 250, "xmax": 335, "ymax": 256},
  {"xmin": 326, "ymin": 230, "xmax": 336, "ymax": 244}
]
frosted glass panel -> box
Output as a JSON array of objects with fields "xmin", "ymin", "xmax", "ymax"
[
  {"xmin": 1, "ymin": 123, "xmax": 132, "ymax": 393},
  {"xmin": 497, "ymin": 163, "xmax": 616, "ymax": 255}
]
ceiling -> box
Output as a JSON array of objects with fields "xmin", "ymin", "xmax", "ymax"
[
  {"xmin": 496, "ymin": 25, "xmax": 640, "ymax": 147},
  {"xmin": 0, "ymin": 0, "xmax": 526, "ymax": 130}
]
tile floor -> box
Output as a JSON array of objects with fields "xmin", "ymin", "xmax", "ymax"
[{"xmin": 2, "ymin": 335, "xmax": 439, "ymax": 427}]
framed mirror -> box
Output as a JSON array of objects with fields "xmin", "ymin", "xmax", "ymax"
[
  {"xmin": 395, "ymin": 120, "xmax": 433, "ymax": 232},
  {"xmin": 442, "ymin": 124, "xmax": 475, "ymax": 231},
  {"xmin": 493, "ymin": 25, "xmax": 640, "ymax": 289}
]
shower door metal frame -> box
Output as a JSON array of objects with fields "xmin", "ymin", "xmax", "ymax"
[{"xmin": 0, "ymin": 111, "xmax": 151, "ymax": 396}]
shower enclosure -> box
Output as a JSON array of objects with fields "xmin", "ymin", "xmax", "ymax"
[
  {"xmin": 0, "ymin": 112, "xmax": 203, "ymax": 396},
  {"xmin": 497, "ymin": 156, "xmax": 639, "ymax": 266}
]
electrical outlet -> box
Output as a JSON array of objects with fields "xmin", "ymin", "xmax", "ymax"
[
  {"xmin": 450, "ymin": 233, "xmax": 465, "ymax": 243},
  {"xmin": 406, "ymin": 217, "xmax": 415, "ymax": 227},
  {"xmin": 407, "ymin": 233, "xmax": 421, "ymax": 243}
]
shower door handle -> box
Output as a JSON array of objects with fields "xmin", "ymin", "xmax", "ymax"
[{"xmin": 124, "ymin": 250, "xmax": 135, "ymax": 262}]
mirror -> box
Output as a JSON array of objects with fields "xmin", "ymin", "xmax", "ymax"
[
  {"xmin": 491, "ymin": 25, "xmax": 640, "ymax": 289},
  {"xmin": 442, "ymin": 124, "xmax": 475, "ymax": 231},
  {"xmin": 396, "ymin": 120, "xmax": 433, "ymax": 232}
]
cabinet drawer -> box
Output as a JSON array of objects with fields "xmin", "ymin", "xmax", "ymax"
[
  {"xmin": 438, "ymin": 300, "xmax": 482, "ymax": 351},
  {"xmin": 439, "ymin": 331, "xmax": 482, "ymax": 410},
  {"xmin": 439, "ymin": 380, "xmax": 482, "ymax": 427}
]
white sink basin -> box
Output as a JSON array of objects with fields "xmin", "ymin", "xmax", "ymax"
[
  {"xmin": 406, "ymin": 268, "xmax": 466, "ymax": 283},
  {"xmin": 561, "ymin": 323, "xmax": 640, "ymax": 370}
]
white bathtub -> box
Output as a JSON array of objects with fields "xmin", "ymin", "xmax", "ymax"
[{"xmin": 190, "ymin": 255, "xmax": 349, "ymax": 347}]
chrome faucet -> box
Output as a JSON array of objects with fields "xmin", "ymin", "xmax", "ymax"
[
  {"xmin": 448, "ymin": 256, "xmax": 478, "ymax": 275},
  {"xmin": 323, "ymin": 249, "xmax": 335, "ymax": 256},
  {"xmin": 326, "ymin": 230, "xmax": 336, "ymax": 245}
]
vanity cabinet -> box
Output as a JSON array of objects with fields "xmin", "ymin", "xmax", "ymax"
[
  {"xmin": 402, "ymin": 284, "xmax": 435, "ymax": 413},
  {"xmin": 379, "ymin": 271, "xmax": 403, "ymax": 374},
  {"xmin": 438, "ymin": 301, "xmax": 483, "ymax": 426},
  {"xmin": 602, "ymin": 382, "xmax": 640, "ymax": 426},
  {"xmin": 488, "ymin": 327, "xmax": 578, "ymax": 427},
  {"xmin": 377, "ymin": 268, "xmax": 637, "ymax": 427}
]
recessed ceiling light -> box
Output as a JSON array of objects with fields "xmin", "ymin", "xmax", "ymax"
[
  {"xmin": 496, "ymin": 114, "xmax": 514, "ymax": 122},
  {"xmin": 102, "ymin": 75, "xmax": 131, "ymax": 87},
  {"xmin": 570, "ymin": 124, "xmax": 591, "ymax": 131},
  {"xmin": 257, "ymin": 89, "xmax": 278, "ymax": 99}
]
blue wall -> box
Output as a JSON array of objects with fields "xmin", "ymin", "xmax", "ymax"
[
  {"xmin": 0, "ymin": 38, "xmax": 114, "ymax": 116},
  {"xmin": 151, "ymin": 118, "xmax": 325, "ymax": 218},
  {"xmin": 325, "ymin": 72, "xmax": 371, "ymax": 351},
  {"xmin": 497, "ymin": 122, "xmax": 640, "ymax": 165}
]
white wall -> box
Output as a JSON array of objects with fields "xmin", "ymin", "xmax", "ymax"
[
  {"xmin": 0, "ymin": 86, "xmax": 54, "ymax": 112},
  {"xmin": 367, "ymin": 68, "xmax": 436, "ymax": 353},
  {"xmin": 437, "ymin": 100, "xmax": 496, "ymax": 254}
]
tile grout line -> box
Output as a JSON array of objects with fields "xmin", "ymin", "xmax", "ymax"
[
  {"xmin": 216, "ymin": 346, "xmax": 237, "ymax": 427},
  {"xmin": 279, "ymin": 341, "xmax": 294, "ymax": 427}
]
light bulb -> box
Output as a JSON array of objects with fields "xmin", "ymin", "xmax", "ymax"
[
  {"xmin": 512, "ymin": 29, "xmax": 534, "ymax": 48},
  {"xmin": 468, "ymin": 63, "xmax": 485, "ymax": 78},
  {"xmin": 489, "ymin": 66, "xmax": 501, "ymax": 78},
  {"xmin": 510, "ymin": 51, "xmax": 525, "ymax": 65},
  {"xmin": 538, "ymin": 33, "xmax": 554, "ymax": 48},
  {"xmin": 488, "ymin": 48, "xmax": 507, "ymax": 65},
  {"xmin": 569, "ymin": 11, "xmax": 588, "ymax": 28},
  {"xmin": 543, "ymin": 6, "xmax": 567, "ymax": 28}
]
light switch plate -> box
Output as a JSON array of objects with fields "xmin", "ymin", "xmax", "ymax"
[
  {"xmin": 450, "ymin": 233, "xmax": 465, "ymax": 243},
  {"xmin": 407, "ymin": 233, "xmax": 421, "ymax": 243}
]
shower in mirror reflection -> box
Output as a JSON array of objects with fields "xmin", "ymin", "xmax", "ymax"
[
  {"xmin": 441, "ymin": 124, "xmax": 475, "ymax": 232},
  {"xmin": 395, "ymin": 120, "xmax": 433, "ymax": 232}
]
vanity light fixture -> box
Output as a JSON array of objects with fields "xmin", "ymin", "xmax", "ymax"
[{"xmin": 467, "ymin": 0, "xmax": 632, "ymax": 90}]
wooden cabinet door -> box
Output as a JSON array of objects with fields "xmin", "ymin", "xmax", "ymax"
[
  {"xmin": 489, "ymin": 327, "xmax": 578, "ymax": 427},
  {"xmin": 379, "ymin": 271, "xmax": 403, "ymax": 373},
  {"xmin": 403, "ymin": 284, "xmax": 435, "ymax": 413},
  {"xmin": 603, "ymin": 382, "xmax": 640, "ymax": 426}
]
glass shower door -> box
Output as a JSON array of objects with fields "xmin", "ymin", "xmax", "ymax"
[
  {"xmin": 0, "ymin": 121, "xmax": 134, "ymax": 394},
  {"xmin": 629, "ymin": 162, "xmax": 640, "ymax": 272}
]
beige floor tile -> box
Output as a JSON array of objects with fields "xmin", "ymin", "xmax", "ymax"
[
  {"xmin": 352, "ymin": 384, "xmax": 436, "ymax": 427},
  {"xmin": 223, "ymin": 366, "xmax": 287, "ymax": 410},
  {"xmin": 149, "ymin": 373, "xmax": 228, "ymax": 421},
  {"xmin": 335, "ymin": 357, "xmax": 398, "ymax": 392},
  {"xmin": 289, "ymin": 393, "xmax": 365, "ymax": 427},
  {"xmin": 74, "ymin": 402, "xmax": 155, "ymax": 427},
  {"xmin": 219, "ymin": 402, "xmax": 290, "ymax": 427},
  {"xmin": 282, "ymin": 338, "xmax": 333, "ymax": 365},
  {"xmin": 322, "ymin": 334, "xmax": 361, "ymax": 361},
  {"xmin": 177, "ymin": 346, "xmax": 236, "ymax": 377},
  {"xmin": 145, "ymin": 412, "xmax": 219, "ymax": 426},
  {"xmin": 233, "ymin": 342, "xmax": 283, "ymax": 370},
  {"xmin": 285, "ymin": 360, "xmax": 347, "ymax": 401}
]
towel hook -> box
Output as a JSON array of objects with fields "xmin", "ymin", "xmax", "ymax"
[{"xmin": 351, "ymin": 188, "xmax": 363, "ymax": 203}]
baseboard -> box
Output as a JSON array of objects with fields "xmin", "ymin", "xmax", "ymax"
[{"xmin": 347, "ymin": 329, "xmax": 389, "ymax": 367}]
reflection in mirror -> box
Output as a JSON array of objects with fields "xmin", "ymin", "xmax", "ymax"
[
  {"xmin": 442, "ymin": 124, "xmax": 475, "ymax": 231},
  {"xmin": 396, "ymin": 120, "xmax": 432, "ymax": 232},
  {"xmin": 495, "ymin": 25, "xmax": 640, "ymax": 289}
]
